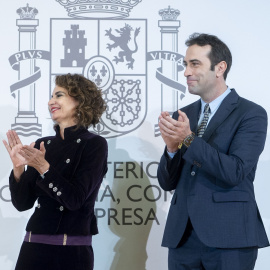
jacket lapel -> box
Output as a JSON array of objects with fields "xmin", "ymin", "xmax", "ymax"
[
  {"xmin": 202, "ymin": 89, "xmax": 239, "ymax": 141},
  {"xmin": 185, "ymin": 99, "xmax": 201, "ymax": 133}
]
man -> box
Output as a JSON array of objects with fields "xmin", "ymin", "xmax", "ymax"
[{"xmin": 157, "ymin": 33, "xmax": 269, "ymax": 270}]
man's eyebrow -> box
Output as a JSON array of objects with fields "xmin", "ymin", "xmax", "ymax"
[
  {"xmin": 190, "ymin": 59, "xmax": 201, "ymax": 63},
  {"xmin": 183, "ymin": 59, "xmax": 201, "ymax": 66}
]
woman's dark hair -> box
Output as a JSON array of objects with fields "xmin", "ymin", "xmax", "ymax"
[
  {"xmin": 54, "ymin": 73, "xmax": 106, "ymax": 128},
  {"xmin": 185, "ymin": 33, "xmax": 232, "ymax": 80}
]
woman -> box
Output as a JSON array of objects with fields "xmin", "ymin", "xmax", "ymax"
[{"xmin": 3, "ymin": 73, "xmax": 107, "ymax": 270}]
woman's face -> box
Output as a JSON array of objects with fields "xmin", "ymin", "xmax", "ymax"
[{"xmin": 48, "ymin": 85, "xmax": 79, "ymax": 127}]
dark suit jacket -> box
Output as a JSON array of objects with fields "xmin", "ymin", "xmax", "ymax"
[
  {"xmin": 9, "ymin": 125, "xmax": 108, "ymax": 236},
  {"xmin": 157, "ymin": 89, "xmax": 269, "ymax": 249}
]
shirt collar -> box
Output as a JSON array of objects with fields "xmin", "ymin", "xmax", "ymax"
[{"xmin": 200, "ymin": 87, "xmax": 231, "ymax": 114}]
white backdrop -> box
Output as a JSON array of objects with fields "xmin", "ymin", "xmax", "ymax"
[{"xmin": 0, "ymin": 1, "xmax": 269, "ymax": 269}]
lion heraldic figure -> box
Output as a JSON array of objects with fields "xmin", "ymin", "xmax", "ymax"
[{"xmin": 105, "ymin": 24, "xmax": 141, "ymax": 69}]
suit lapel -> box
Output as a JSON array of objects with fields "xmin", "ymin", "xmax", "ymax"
[
  {"xmin": 185, "ymin": 100, "xmax": 201, "ymax": 133},
  {"xmin": 202, "ymin": 89, "xmax": 239, "ymax": 141}
]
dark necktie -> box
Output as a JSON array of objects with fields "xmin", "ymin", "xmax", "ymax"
[{"xmin": 197, "ymin": 104, "xmax": 210, "ymax": 137}]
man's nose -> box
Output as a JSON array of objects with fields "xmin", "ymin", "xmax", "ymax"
[{"xmin": 184, "ymin": 66, "xmax": 192, "ymax": 77}]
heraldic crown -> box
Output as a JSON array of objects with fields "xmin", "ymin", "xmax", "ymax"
[
  {"xmin": 55, "ymin": 0, "xmax": 142, "ymax": 19},
  {"xmin": 159, "ymin": 6, "xmax": 180, "ymax": 21},
  {"xmin": 17, "ymin": 3, "xmax": 38, "ymax": 19}
]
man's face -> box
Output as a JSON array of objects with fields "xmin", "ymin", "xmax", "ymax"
[{"xmin": 183, "ymin": 44, "xmax": 217, "ymax": 97}]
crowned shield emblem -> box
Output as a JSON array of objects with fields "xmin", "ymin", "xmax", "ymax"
[{"xmin": 50, "ymin": 19, "xmax": 147, "ymax": 138}]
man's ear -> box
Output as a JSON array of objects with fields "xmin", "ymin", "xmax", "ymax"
[{"xmin": 215, "ymin": 61, "xmax": 227, "ymax": 78}]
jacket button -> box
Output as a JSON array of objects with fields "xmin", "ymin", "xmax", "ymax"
[
  {"xmin": 77, "ymin": 139, "xmax": 81, "ymax": 143},
  {"xmin": 49, "ymin": 183, "xmax": 53, "ymax": 188},
  {"xmin": 57, "ymin": 191, "xmax": 62, "ymax": 196},
  {"xmin": 53, "ymin": 187, "xmax": 58, "ymax": 192},
  {"xmin": 191, "ymin": 171, "xmax": 196, "ymax": 176},
  {"xmin": 66, "ymin": 159, "xmax": 70, "ymax": 163},
  {"xmin": 59, "ymin": 206, "xmax": 64, "ymax": 211},
  {"xmin": 37, "ymin": 204, "xmax": 41, "ymax": 208}
]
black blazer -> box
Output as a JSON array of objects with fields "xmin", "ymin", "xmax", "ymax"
[
  {"xmin": 9, "ymin": 126, "xmax": 108, "ymax": 236},
  {"xmin": 158, "ymin": 89, "xmax": 269, "ymax": 249}
]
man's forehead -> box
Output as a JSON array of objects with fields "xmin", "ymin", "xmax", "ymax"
[{"xmin": 184, "ymin": 44, "xmax": 211, "ymax": 61}]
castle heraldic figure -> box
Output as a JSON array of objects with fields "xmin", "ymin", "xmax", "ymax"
[{"xmin": 157, "ymin": 33, "xmax": 269, "ymax": 270}]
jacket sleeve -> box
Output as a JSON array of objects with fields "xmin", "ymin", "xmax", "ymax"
[
  {"xmin": 9, "ymin": 166, "xmax": 39, "ymax": 212},
  {"xmin": 183, "ymin": 104, "xmax": 268, "ymax": 187},
  {"xmin": 157, "ymin": 149, "xmax": 184, "ymax": 191},
  {"xmin": 35, "ymin": 136, "xmax": 108, "ymax": 211},
  {"xmin": 157, "ymin": 110, "xmax": 188, "ymax": 191}
]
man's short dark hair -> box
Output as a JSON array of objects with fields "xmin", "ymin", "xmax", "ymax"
[{"xmin": 185, "ymin": 33, "xmax": 232, "ymax": 80}]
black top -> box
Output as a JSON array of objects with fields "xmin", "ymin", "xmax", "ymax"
[{"xmin": 9, "ymin": 125, "xmax": 108, "ymax": 236}]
